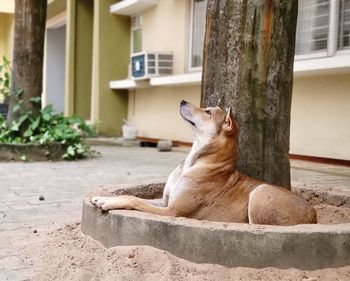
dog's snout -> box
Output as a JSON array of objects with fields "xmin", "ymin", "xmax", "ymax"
[{"xmin": 180, "ymin": 100, "xmax": 187, "ymax": 106}]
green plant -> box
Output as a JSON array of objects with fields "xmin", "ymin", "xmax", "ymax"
[
  {"xmin": 0, "ymin": 56, "xmax": 11, "ymax": 102},
  {"xmin": 0, "ymin": 83, "xmax": 96, "ymax": 160}
]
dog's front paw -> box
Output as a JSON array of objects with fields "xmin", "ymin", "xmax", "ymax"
[
  {"xmin": 91, "ymin": 196, "xmax": 107, "ymax": 209},
  {"xmin": 90, "ymin": 195, "xmax": 135, "ymax": 211}
]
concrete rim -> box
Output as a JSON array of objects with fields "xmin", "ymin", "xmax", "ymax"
[{"xmin": 82, "ymin": 183, "xmax": 350, "ymax": 269}]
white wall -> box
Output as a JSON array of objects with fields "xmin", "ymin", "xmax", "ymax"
[{"xmin": 45, "ymin": 25, "xmax": 66, "ymax": 113}]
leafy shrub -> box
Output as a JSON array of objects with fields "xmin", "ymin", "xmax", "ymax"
[
  {"xmin": 0, "ymin": 57, "xmax": 96, "ymax": 160},
  {"xmin": 0, "ymin": 56, "xmax": 10, "ymax": 102}
]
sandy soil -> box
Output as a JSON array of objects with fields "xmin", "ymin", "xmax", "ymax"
[
  {"xmin": 19, "ymin": 203, "xmax": 350, "ymax": 281},
  {"xmin": 314, "ymin": 204, "xmax": 350, "ymax": 224}
]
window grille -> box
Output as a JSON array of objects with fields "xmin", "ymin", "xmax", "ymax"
[
  {"xmin": 188, "ymin": 0, "xmax": 350, "ymax": 68},
  {"xmin": 338, "ymin": 0, "xmax": 350, "ymax": 49},
  {"xmin": 295, "ymin": 0, "xmax": 330, "ymax": 55}
]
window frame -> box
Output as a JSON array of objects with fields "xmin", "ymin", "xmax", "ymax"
[
  {"xmin": 337, "ymin": 0, "xmax": 350, "ymax": 50},
  {"xmin": 188, "ymin": 0, "xmax": 206, "ymax": 72},
  {"xmin": 130, "ymin": 14, "xmax": 143, "ymax": 55},
  {"xmin": 188, "ymin": 0, "xmax": 350, "ymax": 71},
  {"xmin": 294, "ymin": 0, "xmax": 350, "ymax": 60}
]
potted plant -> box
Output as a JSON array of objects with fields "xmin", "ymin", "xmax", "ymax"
[{"xmin": 0, "ymin": 56, "xmax": 10, "ymax": 119}]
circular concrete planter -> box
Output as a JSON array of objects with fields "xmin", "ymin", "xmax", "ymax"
[
  {"xmin": 82, "ymin": 183, "xmax": 350, "ymax": 270},
  {"xmin": 0, "ymin": 143, "xmax": 66, "ymax": 161}
]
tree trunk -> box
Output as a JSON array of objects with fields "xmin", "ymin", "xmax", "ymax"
[
  {"xmin": 7, "ymin": 0, "xmax": 47, "ymax": 123},
  {"xmin": 201, "ymin": 0, "xmax": 298, "ymax": 188}
]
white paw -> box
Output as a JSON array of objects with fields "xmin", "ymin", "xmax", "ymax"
[
  {"xmin": 90, "ymin": 196, "xmax": 132, "ymax": 211},
  {"xmin": 90, "ymin": 196, "xmax": 107, "ymax": 209}
]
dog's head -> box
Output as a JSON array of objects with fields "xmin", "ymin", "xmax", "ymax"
[{"xmin": 179, "ymin": 100, "xmax": 238, "ymax": 141}]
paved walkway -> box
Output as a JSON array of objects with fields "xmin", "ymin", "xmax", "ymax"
[{"xmin": 1, "ymin": 145, "xmax": 350, "ymax": 280}]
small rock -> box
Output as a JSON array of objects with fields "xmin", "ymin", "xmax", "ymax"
[
  {"xmin": 128, "ymin": 253, "xmax": 135, "ymax": 259},
  {"xmin": 39, "ymin": 195, "xmax": 45, "ymax": 201},
  {"xmin": 157, "ymin": 140, "xmax": 173, "ymax": 152},
  {"xmin": 33, "ymin": 229, "xmax": 37, "ymax": 233}
]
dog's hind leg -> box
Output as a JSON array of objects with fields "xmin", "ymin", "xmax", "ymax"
[{"xmin": 248, "ymin": 184, "xmax": 317, "ymax": 225}]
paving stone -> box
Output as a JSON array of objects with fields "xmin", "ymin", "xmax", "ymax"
[
  {"xmin": 0, "ymin": 256, "xmax": 27, "ymax": 270},
  {"xmin": 0, "ymin": 268, "xmax": 36, "ymax": 281}
]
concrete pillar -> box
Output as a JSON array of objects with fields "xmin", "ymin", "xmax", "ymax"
[
  {"xmin": 65, "ymin": 0, "xmax": 93, "ymax": 120},
  {"xmin": 64, "ymin": 0, "xmax": 76, "ymax": 116},
  {"xmin": 91, "ymin": 0, "xmax": 130, "ymax": 136}
]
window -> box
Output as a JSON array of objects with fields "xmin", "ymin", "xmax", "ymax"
[
  {"xmin": 189, "ymin": 0, "xmax": 207, "ymax": 70},
  {"xmin": 295, "ymin": 0, "xmax": 330, "ymax": 55},
  {"xmin": 131, "ymin": 15, "xmax": 143, "ymax": 54},
  {"xmin": 188, "ymin": 0, "xmax": 350, "ymax": 70},
  {"xmin": 338, "ymin": 0, "xmax": 350, "ymax": 49},
  {"xmin": 295, "ymin": 0, "xmax": 350, "ymax": 57}
]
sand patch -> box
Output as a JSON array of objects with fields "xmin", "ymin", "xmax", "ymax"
[{"xmin": 20, "ymin": 202, "xmax": 350, "ymax": 281}]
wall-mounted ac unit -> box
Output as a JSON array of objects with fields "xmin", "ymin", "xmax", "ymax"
[{"xmin": 131, "ymin": 51, "xmax": 173, "ymax": 80}]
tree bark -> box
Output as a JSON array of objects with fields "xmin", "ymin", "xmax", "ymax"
[
  {"xmin": 7, "ymin": 0, "xmax": 47, "ymax": 123},
  {"xmin": 201, "ymin": 0, "xmax": 298, "ymax": 188}
]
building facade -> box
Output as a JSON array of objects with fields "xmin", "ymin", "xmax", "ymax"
[
  {"xmin": 112, "ymin": 0, "xmax": 350, "ymax": 161},
  {"xmin": 0, "ymin": 0, "xmax": 349, "ymax": 160}
]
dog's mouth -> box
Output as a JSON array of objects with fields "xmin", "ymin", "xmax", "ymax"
[
  {"xmin": 184, "ymin": 118, "xmax": 195, "ymax": 126},
  {"xmin": 180, "ymin": 103, "xmax": 195, "ymax": 126}
]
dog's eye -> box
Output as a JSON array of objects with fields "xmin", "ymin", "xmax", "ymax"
[{"xmin": 205, "ymin": 110, "xmax": 212, "ymax": 115}]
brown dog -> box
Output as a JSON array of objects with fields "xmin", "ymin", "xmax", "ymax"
[{"xmin": 91, "ymin": 101, "xmax": 317, "ymax": 225}]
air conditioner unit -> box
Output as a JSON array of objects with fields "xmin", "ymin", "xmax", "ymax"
[{"xmin": 131, "ymin": 51, "xmax": 173, "ymax": 80}]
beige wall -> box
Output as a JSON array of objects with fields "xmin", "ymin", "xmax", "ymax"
[
  {"xmin": 128, "ymin": 73, "xmax": 350, "ymax": 160},
  {"xmin": 291, "ymin": 74, "xmax": 350, "ymax": 160},
  {"xmin": 127, "ymin": 0, "xmax": 198, "ymax": 141},
  {"xmin": 0, "ymin": 13, "xmax": 14, "ymax": 60},
  {"xmin": 47, "ymin": 0, "xmax": 66, "ymax": 19},
  {"xmin": 142, "ymin": 0, "xmax": 189, "ymax": 74},
  {"xmin": 128, "ymin": 85, "xmax": 200, "ymax": 142}
]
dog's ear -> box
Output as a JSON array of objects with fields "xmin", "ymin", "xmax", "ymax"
[{"xmin": 222, "ymin": 108, "xmax": 233, "ymax": 132}]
